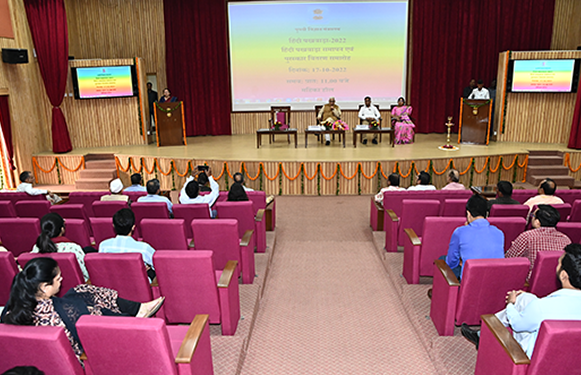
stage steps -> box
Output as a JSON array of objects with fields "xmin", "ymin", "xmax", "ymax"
[
  {"xmin": 74, "ymin": 154, "xmax": 117, "ymax": 191},
  {"xmin": 526, "ymin": 150, "xmax": 576, "ymax": 188}
]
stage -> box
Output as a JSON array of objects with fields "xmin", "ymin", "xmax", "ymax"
[{"xmin": 32, "ymin": 133, "xmax": 581, "ymax": 195}]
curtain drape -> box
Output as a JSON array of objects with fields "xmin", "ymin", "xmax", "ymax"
[
  {"xmin": 24, "ymin": 0, "xmax": 72, "ymax": 153},
  {"xmin": 0, "ymin": 96, "xmax": 15, "ymax": 171},
  {"xmin": 163, "ymin": 0, "xmax": 232, "ymax": 136},
  {"xmin": 568, "ymin": 91, "xmax": 581, "ymax": 149},
  {"xmin": 410, "ymin": 0, "xmax": 555, "ymax": 134}
]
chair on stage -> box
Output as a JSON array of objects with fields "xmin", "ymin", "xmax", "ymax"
[
  {"xmin": 556, "ymin": 222, "xmax": 581, "ymax": 243},
  {"xmin": 487, "ymin": 217, "xmax": 527, "ymax": 251},
  {"xmin": 92, "ymin": 200, "xmax": 128, "ymax": 217},
  {"xmin": 131, "ymin": 202, "xmax": 170, "ymax": 239},
  {"xmin": 0, "ymin": 218, "xmax": 40, "ymax": 256},
  {"xmin": 440, "ymin": 199, "xmax": 468, "ymax": 217},
  {"xmin": 385, "ymin": 199, "xmax": 440, "ymax": 252},
  {"xmin": 215, "ymin": 201, "xmax": 266, "ymax": 253},
  {"xmin": 18, "ymin": 253, "xmax": 84, "ymax": 297},
  {"xmin": 14, "ymin": 200, "xmax": 50, "ymax": 219},
  {"xmin": 527, "ymin": 250, "xmax": 563, "ymax": 298},
  {"xmin": 65, "ymin": 218, "xmax": 93, "ymax": 248},
  {"xmin": 268, "ymin": 106, "xmax": 291, "ymax": 143},
  {"xmin": 0, "ymin": 201, "xmax": 16, "ymax": 218},
  {"xmin": 141, "ymin": 218, "xmax": 189, "ymax": 250},
  {"xmin": 488, "ymin": 204, "xmax": 529, "ymax": 219},
  {"xmin": 0, "ymin": 252, "xmax": 18, "ymax": 306},
  {"xmin": 173, "ymin": 203, "xmax": 211, "ymax": 239}
]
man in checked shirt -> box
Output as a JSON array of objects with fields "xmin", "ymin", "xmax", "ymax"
[{"xmin": 506, "ymin": 204, "xmax": 571, "ymax": 282}]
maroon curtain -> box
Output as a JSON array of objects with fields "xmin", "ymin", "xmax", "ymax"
[
  {"xmin": 24, "ymin": 0, "xmax": 72, "ymax": 153},
  {"xmin": 568, "ymin": 91, "xmax": 581, "ymax": 149},
  {"xmin": 164, "ymin": 0, "xmax": 231, "ymax": 136},
  {"xmin": 0, "ymin": 96, "xmax": 15, "ymax": 170},
  {"xmin": 410, "ymin": 0, "xmax": 555, "ymax": 133}
]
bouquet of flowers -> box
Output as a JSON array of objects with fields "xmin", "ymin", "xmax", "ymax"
[
  {"xmin": 332, "ymin": 120, "xmax": 349, "ymax": 131},
  {"xmin": 271, "ymin": 121, "xmax": 288, "ymax": 130},
  {"xmin": 369, "ymin": 120, "xmax": 379, "ymax": 129}
]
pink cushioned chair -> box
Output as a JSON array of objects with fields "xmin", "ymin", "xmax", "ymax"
[
  {"xmin": 488, "ymin": 204, "xmax": 529, "ymax": 219},
  {"xmin": 0, "ymin": 200, "xmax": 16, "ymax": 218},
  {"xmin": 568, "ymin": 200, "xmax": 581, "ymax": 222},
  {"xmin": 18, "ymin": 253, "xmax": 84, "ymax": 298},
  {"xmin": 131, "ymin": 202, "xmax": 170, "ymax": 239},
  {"xmin": 527, "ymin": 250, "xmax": 564, "ymax": 298},
  {"xmin": 77, "ymin": 314, "xmax": 214, "ymax": 375},
  {"xmin": 92, "ymin": 200, "xmax": 128, "ymax": 217},
  {"xmin": 511, "ymin": 190, "xmax": 537, "ymax": 204},
  {"xmin": 440, "ymin": 199, "xmax": 468, "ymax": 217},
  {"xmin": 173, "ymin": 204, "xmax": 211, "ymax": 239},
  {"xmin": 247, "ymin": 190, "xmax": 276, "ymax": 231},
  {"xmin": 14, "ymin": 200, "xmax": 51, "ymax": 219},
  {"xmin": 153, "ymin": 251, "xmax": 240, "ymax": 335},
  {"xmin": 551, "ymin": 203, "xmax": 571, "ymax": 222},
  {"xmin": 385, "ymin": 199, "xmax": 440, "ymax": 252},
  {"xmin": 123, "ymin": 190, "xmax": 147, "ymax": 203},
  {"xmin": 0, "ymin": 217, "xmax": 40, "ymax": 256},
  {"xmin": 65, "ymin": 218, "xmax": 92, "ymax": 248},
  {"xmin": 370, "ymin": 197, "xmax": 384, "ymax": 231},
  {"xmin": 50, "ymin": 204, "xmax": 92, "ymax": 236},
  {"xmin": 555, "ymin": 189, "xmax": 581, "ymax": 205},
  {"xmin": 556, "ymin": 222, "xmax": 581, "ymax": 243},
  {"xmin": 476, "ymin": 315, "xmax": 581, "ymax": 375},
  {"xmin": 141, "ymin": 219, "xmax": 189, "ymax": 250},
  {"xmin": 0, "ymin": 192, "xmax": 45, "ymax": 206},
  {"xmin": 215, "ymin": 201, "xmax": 266, "ymax": 253},
  {"xmin": 402, "ymin": 216, "xmax": 465, "ymax": 284},
  {"xmin": 192, "ymin": 219, "xmax": 254, "ymax": 284},
  {"xmin": 68, "ymin": 191, "xmax": 108, "ymax": 218},
  {"xmin": 0, "ymin": 252, "xmax": 18, "ymax": 305},
  {"xmin": 487, "ymin": 217, "xmax": 527, "ymax": 252},
  {"xmin": 430, "ymin": 258, "xmax": 530, "ymax": 336},
  {"xmin": 90, "ymin": 217, "xmax": 116, "ymax": 248},
  {"xmin": 0, "ymin": 324, "xmax": 84, "ymax": 375}
]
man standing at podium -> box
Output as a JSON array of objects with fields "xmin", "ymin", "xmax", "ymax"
[{"xmin": 468, "ymin": 79, "xmax": 490, "ymax": 99}]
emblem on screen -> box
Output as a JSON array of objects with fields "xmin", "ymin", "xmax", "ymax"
[{"xmin": 313, "ymin": 9, "xmax": 323, "ymax": 20}]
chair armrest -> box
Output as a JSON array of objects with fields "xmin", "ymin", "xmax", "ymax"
[
  {"xmin": 217, "ymin": 260, "xmax": 238, "ymax": 288},
  {"xmin": 404, "ymin": 228, "xmax": 421, "ymax": 246},
  {"xmin": 373, "ymin": 199, "xmax": 384, "ymax": 213},
  {"xmin": 80, "ymin": 353, "xmax": 88, "ymax": 361},
  {"xmin": 188, "ymin": 239, "xmax": 195, "ymax": 248},
  {"xmin": 175, "ymin": 314, "xmax": 210, "ymax": 364},
  {"xmin": 150, "ymin": 277, "xmax": 158, "ymax": 287},
  {"xmin": 481, "ymin": 314, "xmax": 530, "ymax": 365},
  {"xmin": 386, "ymin": 209, "xmax": 398, "ymax": 222},
  {"xmin": 266, "ymin": 198, "xmax": 275, "ymax": 209},
  {"xmin": 435, "ymin": 259, "xmax": 460, "ymax": 286},
  {"xmin": 255, "ymin": 209, "xmax": 265, "ymax": 222},
  {"xmin": 240, "ymin": 230, "xmax": 254, "ymax": 247}
]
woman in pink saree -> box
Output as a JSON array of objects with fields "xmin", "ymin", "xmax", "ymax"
[{"xmin": 391, "ymin": 97, "xmax": 415, "ymax": 144}]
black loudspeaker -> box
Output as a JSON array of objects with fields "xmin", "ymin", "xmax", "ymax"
[{"xmin": 1, "ymin": 49, "xmax": 29, "ymax": 64}]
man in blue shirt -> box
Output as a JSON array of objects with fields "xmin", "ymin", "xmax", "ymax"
[
  {"xmin": 137, "ymin": 178, "xmax": 173, "ymax": 215},
  {"xmin": 124, "ymin": 173, "xmax": 147, "ymax": 192}
]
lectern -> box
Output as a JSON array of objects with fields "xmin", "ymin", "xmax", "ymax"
[
  {"xmin": 458, "ymin": 99, "xmax": 492, "ymax": 145},
  {"xmin": 154, "ymin": 102, "xmax": 187, "ymax": 147}
]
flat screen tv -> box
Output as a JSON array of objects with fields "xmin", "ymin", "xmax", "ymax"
[
  {"xmin": 507, "ymin": 59, "xmax": 580, "ymax": 93},
  {"xmin": 71, "ymin": 65, "xmax": 138, "ymax": 99}
]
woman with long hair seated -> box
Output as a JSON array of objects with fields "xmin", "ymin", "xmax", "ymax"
[
  {"xmin": 31, "ymin": 213, "xmax": 90, "ymax": 282},
  {"xmin": 227, "ymin": 182, "xmax": 249, "ymax": 202},
  {"xmin": 0, "ymin": 258, "xmax": 164, "ymax": 360}
]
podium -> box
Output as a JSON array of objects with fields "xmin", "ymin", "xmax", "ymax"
[
  {"xmin": 154, "ymin": 102, "xmax": 187, "ymax": 147},
  {"xmin": 458, "ymin": 99, "xmax": 492, "ymax": 145}
]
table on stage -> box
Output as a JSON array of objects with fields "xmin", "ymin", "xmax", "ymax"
[
  {"xmin": 352, "ymin": 127, "xmax": 394, "ymax": 148},
  {"xmin": 304, "ymin": 129, "xmax": 346, "ymax": 148},
  {"xmin": 256, "ymin": 128, "xmax": 298, "ymax": 148}
]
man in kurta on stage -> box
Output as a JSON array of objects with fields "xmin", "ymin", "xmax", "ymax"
[{"xmin": 317, "ymin": 97, "xmax": 342, "ymax": 146}]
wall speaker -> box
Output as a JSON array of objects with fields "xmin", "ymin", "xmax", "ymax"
[{"xmin": 1, "ymin": 49, "xmax": 29, "ymax": 64}]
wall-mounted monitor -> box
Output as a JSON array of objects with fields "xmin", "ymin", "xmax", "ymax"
[
  {"xmin": 71, "ymin": 65, "xmax": 138, "ymax": 99},
  {"xmin": 507, "ymin": 59, "xmax": 580, "ymax": 93}
]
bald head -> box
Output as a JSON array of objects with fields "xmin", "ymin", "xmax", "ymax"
[{"xmin": 539, "ymin": 179, "xmax": 557, "ymax": 196}]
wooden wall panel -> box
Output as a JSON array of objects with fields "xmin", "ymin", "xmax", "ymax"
[{"xmin": 551, "ymin": 0, "xmax": 581, "ymax": 50}]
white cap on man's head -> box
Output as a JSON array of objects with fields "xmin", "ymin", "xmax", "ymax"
[{"xmin": 110, "ymin": 178, "xmax": 124, "ymax": 194}]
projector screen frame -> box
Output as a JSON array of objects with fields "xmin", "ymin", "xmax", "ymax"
[
  {"xmin": 71, "ymin": 65, "xmax": 139, "ymax": 100},
  {"xmin": 506, "ymin": 58, "xmax": 581, "ymax": 94}
]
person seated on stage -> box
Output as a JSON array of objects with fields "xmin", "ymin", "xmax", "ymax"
[
  {"xmin": 100, "ymin": 178, "xmax": 129, "ymax": 202},
  {"xmin": 318, "ymin": 97, "xmax": 342, "ymax": 146},
  {"xmin": 227, "ymin": 182, "xmax": 249, "ymax": 202},
  {"xmin": 523, "ymin": 178, "xmax": 564, "ymax": 213},
  {"xmin": 358, "ymin": 96, "xmax": 381, "ymax": 145},
  {"xmin": 506, "ymin": 205, "xmax": 571, "ymax": 282},
  {"xmin": 124, "ymin": 173, "xmax": 147, "ymax": 193},
  {"xmin": 442, "ymin": 169, "xmax": 466, "ymax": 190},
  {"xmin": 179, "ymin": 166, "xmax": 220, "ymax": 217},
  {"xmin": 461, "ymin": 243, "xmax": 581, "ymax": 356},
  {"xmin": 468, "ymin": 79, "xmax": 490, "ymax": 100},
  {"xmin": 487, "ymin": 180, "xmax": 520, "ymax": 211},
  {"xmin": 375, "ymin": 173, "xmax": 405, "ymax": 204},
  {"xmin": 16, "ymin": 171, "xmax": 61, "ymax": 204},
  {"xmin": 158, "ymin": 88, "xmax": 177, "ymax": 103},
  {"xmin": 137, "ymin": 179, "xmax": 173, "ymax": 215},
  {"xmin": 462, "ymin": 78, "xmax": 477, "ymax": 99},
  {"xmin": 391, "ymin": 97, "xmax": 415, "ymax": 145},
  {"xmin": 407, "ymin": 171, "xmax": 436, "ymax": 191},
  {"xmin": 233, "ymin": 172, "xmax": 253, "ymax": 191}
]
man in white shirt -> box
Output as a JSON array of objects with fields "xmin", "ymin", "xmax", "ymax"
[
  {"xmin": 375, "ymin": 173, "xmax": 405, "ymax": 203},
  {"xmin": 137, "ymin": 178, "xmax": 173, "ymax": 215},
  {"xmin": 16, "ymin": 171, "xmax": 61, "ymax": 204},
  {"xmin": 101, "ymin": 178, "xmax": 129, "ymax": 202},
  {"xmin": 468, "ymin": 79, "xmax": 490, "ymax": 99},
  {"xmin": 523, "ymin": 178, "xmax": 564, "ymax": 213},
  {"xmin": 407, "ymin": 171, "xmax": 437, "ymax": 191},
  {"xmin": 179, "ymin": 166, "xmax": 220, "ymax": 217},
  {"xmin": 358, "ymin": 96, "xmax": 381, "ymax": 145}
]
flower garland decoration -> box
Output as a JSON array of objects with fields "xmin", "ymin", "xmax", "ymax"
[{"xmin": 155, "ymin": 102, "xmax": 182, "ymax": 118}]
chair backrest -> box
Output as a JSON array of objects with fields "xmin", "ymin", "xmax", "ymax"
[
  {"xmin": 85, "ymin": 253, "xmax": 153, "ymax": 302},
  {"xmin": 90, "ymin": 217, "xmax": 116, "ymax": 248},
  {"xmin": 556, "ymin": 222, "xmax": 581, "ymax": 243},
  {"xmin": 551, "ymin": 203, "xmax": 572, "ymax": 222},
  {"xmin": 92, "ymin": 200, "xmax": 128, "ymax": 217},
  {"xmin": 511, "ymin": 189, "xmax": 537, "ymax": 204},
  {"xmin": 0, "ymin": 192, "xmax": 45, "ymax": 206},
  {"xmin": 64, "ymin": 219, "xmax": 92, "ymax": 248},
  {"xmin": 0, "ymin": 200, "xmax": 16, "ymax": 218},
  {"xmin": 527, "ymin": 320, "xmax": 581, "ymax": 375},
  {"xmin": 0, "ymin": 252, "xmax": 18, "ymax": 305},
  {"xmin": 398, "ymin": 199, "xmax": 440, "ymax": 246},
  {"xmin": 383, "ymin": 190, "xmax": 473, "ymax": 218},
  {"xmin": 192, "ymin": 219, "xmax": 241, "ymax": 270},
  {"xmin": 123, "ymin": 191, "xmax": 147, "ymax": 203},
  {"xmin": 528, "ymin": 250, "xmax": 564, "ymax": 298},
  {"xmin": 0, "ymin": 324, "xmax": 84, "ymax": 375},
  {"xmin": 0, "ymin": 217, "xmax": 40, "ymax": 256},
  {"xmin": 314, "ymin": 104, "xmax": 323, "ymax": 124},
  {"xmin": 50, "ymin": 204, "xmax": 91, "ymax": 236},
  {"xmin": 14, "ymin": 200, "xmax": 51, "ymax": 219},
  {"xmin": 568, "ymin": 200, "xmax": 581, "ymax": 222},
  {"xmin": 419, "ymin": 217, "xmax": 466, "ymax": 276},
  {"xmin": 440, "ymin": 199, "xmax": 468, "ymax": 217},
  {"xmin": 131, "ymin": 202, "xmax": 170, "ymax": 238},
  {"xmin": 270, "ymin": 106, "xmax": 291, "ymax": 126},
  {"xmin": 18, "ymin": 253, "xmax": 84, "ymax": 298},
  {"xmin": 246, "ymin": 190, "xmax": 266, "ymax": 214},
  {"xmin": 488, "ymin": 204, "xmax": 529, "ymax": 219},
  {"xmin": 76, "ymin": 315, "xmax": 179, "ymax": 375},
  {"xmin": 456, "ymin": 258, "xmax": 530, "ymax": 325},
  {"xmin": 487, "ymin": 217, "xmax": 527, "ymax": 251},
  {"xmin": 215, "ymin": 201, "xmax": 255, "ymax": 240},
  {"xmin": 217, "ymin": 191, "xmax": 228, "ymax": 202},
  {"xmin": 68, "ymin": 191, "xmax": 108, "ymax": 217},
  {"xmin": 173, "ymin": 204, "xmax": 211, "ymax": 238},
  {"xmin": 141, "ymin": 219, "xmax": 188, "ymax": 250},
  {"xmin": 153, "ymin": 250, "xmax": 221, "ymax": 324},
  {"xmin": 555, "ymin": 190, "xmax": 581, "ymax": 205}
]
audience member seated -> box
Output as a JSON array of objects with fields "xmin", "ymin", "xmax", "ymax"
[
  {"xmin": 318, "ymin": 97, "xmax": 342, "ymax": 145},
  {"xmin": 487, "ymin": 180, "xmax": 520, "ymax": 211},
  {"xmin": 228, "ymin": 183, "xmax": 249, "ymax": 202},
  {"xmin": 407, "ymin": 171, "xmax": 436, "ymax": 191},
  {"xmin": 506, "ymin": 205, "xmax": 571, "ymax": 282},
  {"xmin": 100, "ymin": 179, "xmax": 129, "ymax": 202},
  {"xmin": 16, "ymin": 171, "xmax": 61, "ymax": 204},
  {"xmin": 523, "ymin": 178, "xmax": 564, "ymax": 213},
  {"xmin": 357, "ymin": 96, "xmax": 381, "ymax": 145},
  {"xmin": 468, "ymin": 79, "xmax": 490, "ymax": 99},
  {"xmin": 391, "ymin": 96, "xmax": 415, "ymax": 145},
  {"xmin": 233, "ymin": 172, "xmax": 253, "ymax": 191},
  {"xmin": 99, "ymin": 209, "xmax": 156, "ymax": 281},
  {"xmin": 1, "ymin": 366, "xmax": 44, "ymax": 375},
  {"xmin": 462, "ymin": 243, "xmax": 581, "ymax": 357},
  {"xmin": 137, "ymin": 178, "xmax": 173, "ymax": 215},
  {"xmin": 197, "ymin": 172, "xmax": 212, "ymax": 192},
  {"xmin": 124, "ymin": 173, "xmax": 147, "ymax": 192},
  {"xmin": 374, "ymin": 173, "xmax": 405, "ymax": 204},
  {"xmin": 179, "ymin": 166, "xmax": 219, "ymax": 217},
  {"xmin": 0, "ymin": 258, "xmax": 164, "ymax": 360},
  {"xmin": 441, "ymin": 169, "xmax": 465, "ymax": 190},
  {"xmin": 31, "ymin": 213, "xmax": 90, "ymax": 282}
]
